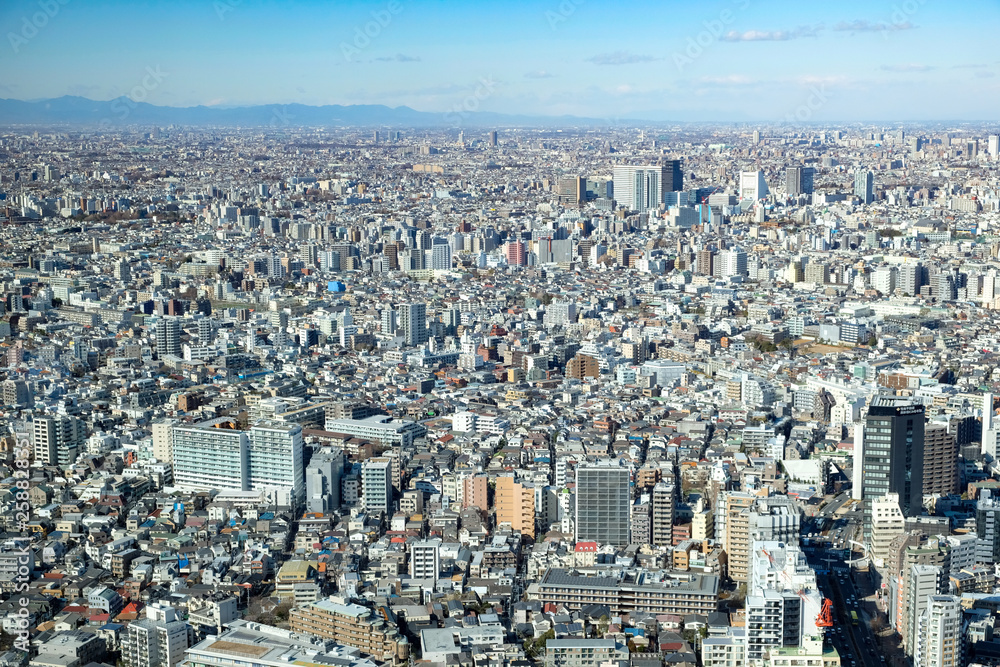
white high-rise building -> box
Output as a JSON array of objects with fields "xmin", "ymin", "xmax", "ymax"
[
  {"xmin": 612, "ymin": 165, "xmax": 666, "ymax": 213},
  {"xmin": 913, "ymin": 595, "xmax": 962, "ymax": 667},
  {"xmin": 739, "ymin": 171, "xmax": 769, "ymax": 201},
  {"xmin": 32, "ymin": 415, "xmax": 85, "ymax": 466},
  {"xmin": 409, "ymin": 538, "xmax": 442, "ymax": 579},
  {"xmin": 428, "ymin": 241, "xmax": 452, "ymax": 270},
  {"xmin": 745, "ymin": 541, "xmax": 823, "ymax": 665},
  {"xmin": 722, "ymin": 247, "xmax": 748, "ymax": 278},
  {"xmin": 122, "ymin": 603, "xmax": 190, "ymax": 667},
  {"xmin": 248, "ymin": 424, "xmax": 305, "ymax": 505},
  {"xmin": 988, "ymin": 134, "xmax": 999, "ymax": 157}
]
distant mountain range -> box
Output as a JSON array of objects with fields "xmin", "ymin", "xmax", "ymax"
[{"xmin": 0, "ymin": 95, "xmax": 652, "ymax": 127}]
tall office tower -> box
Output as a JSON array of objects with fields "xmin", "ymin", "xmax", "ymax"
[
  {"xmin": 416, "ymin": 229, "xmax": 432, "ymax": 251},
  {"xmin": 612, "ymin": 165, "xmax": 667, "ymax": 213},
  {"xmin": 398, "ymin": 303, "xmax": 428, "ymax": 347},
  {"xmin": 899, "ymin": 262, "xmax": 926, "ymax": 297},
  {"xmin": 922, "ymin": 423, "xmax": 958, "ymax": 496},
  {"xmin": 854, "ymin": 169, "xmax": 875, "ymax": 204},
  {"xmin": 664, "ymin": 159, "xmax": 683, "ymax": 192},
  {"xmin": 489, "ymin": 130, "xmax": 498, "ymax": 146},
  {"xmin": 738, "ymin": 170, "xmax": 769, "ymax": 201},
  {"xmin": 862, "ymin": 397, "xmax": 925, "ymax": 544},
  {"xmin": 506, "ymin": 240, "xmax": 527, "ymax": 266},
  {"xmin": 721, "ymin": 247, "xmax": 748, "ymax": 278},
  {"xmin": 380, "ymin": 308, "xmax": 397, "ymax": 335},
  {"xmin": 2, "ymin": 379, "xmax": 31, "ymax": 407},
  {"xmin": 32, "ymin": 415, "xmax": 85, "ymax": 466},
  {"xmin": 114, "ymin": 259, "xmax": 131, "ymax": 283},
  {"xmin": 156, "ymin": 317, "xmax": 182, "ymax": 358},
  {"xmin": 651, "ymin": 482, "xmax": 675, "ymax": 546},
  {"xmin": 752, "ymin": 129, "xmax": 761, "ymax": 144},
  {"xmin": 248, "ymin": 424, "xmax": 305, "ymax": 505},
  {"xmin": 496, "ymin": 475, "xmax": 536, "ymax": 539},
  {"xmin": 905, "ymin": 565, "xmax": 948, "ymax": 657},
  {"xmin": 429, "ymin": 240, "xmax": 452, "ymax": 270},
  {"xmin": 122, "ymin": 603, "xmax": 190, "ymax": 667},
  {"xmin": 305, "ymin": 448, "xmax": 344, "ymax": 513},
  {"xmin": 409, "ymin": 538, "xmax": 442, "ymax": 579},
  {"xmin": 575, "ymin": 462, "xmax": 631, "ymax": 546},
  {"xmin": 784, "ymin": 166, "xmax": 815, "ymax": 196},
  {"xmin": 914, "ymin": 596, "xmax": 963, "ymax": 667},
  {"xmin": 745, "ymin": 541, "xmax": 823, "ymax": 664},
  {"xmin": 557, "ymin": 176, "xmax": 587, "ymax": 204},
  {"xmin": 151, "ymin": 419, "xmax": 178, "ymax": 463},
  {"xmin": 362, "ymin": 458, "xmax": 393, "ymax": 515},
  {"xmin": 172, "ymin": 418, "xmax": 250, "ymax": 492},
  {"xmin": 987, "ymin": 134, "xmax": 1000, "ymax": 157}
]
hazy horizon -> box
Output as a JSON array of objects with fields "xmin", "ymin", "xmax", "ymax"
[{"xmin": 2, "ymin": 0, "xmax": 1000, "ymax": 122}]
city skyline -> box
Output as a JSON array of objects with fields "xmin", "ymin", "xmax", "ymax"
[{"xmin": 1, "ymin": 0, "xmax": 999, "ymax": 122}]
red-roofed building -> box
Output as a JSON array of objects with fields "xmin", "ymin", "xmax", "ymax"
[{"xmin": 574, "ymin": 541, "xmax": 598, "ymax": 567}]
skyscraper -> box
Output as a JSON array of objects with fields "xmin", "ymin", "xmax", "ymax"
[
  {"xmin": 785, "ymin": 166, "xmax": 815, "ymax": 196},
  {"xmin": 854, "ymin": 168, "xmax": 875, "ymax": 204},
  {"xmin": 612, "ymin": 165, "xmax": 672, "ymax": 213},
  {"xmin": 398, "ymin": 303, "xmax": 428, "ymax": 347},
  {"xmin": 862, "ymin": 397, "xmax": 924, "ymax": 543},
  {"xmin": 575, "ymin": 462, "xmax": 631, "ymax": 546},
  {"xmin": 156, "ymin": 316, "xmax": 182, "ymax": 358},
  {"xmin": 738, "ymin": 171, "xmax": 769, "ymax": 201}
]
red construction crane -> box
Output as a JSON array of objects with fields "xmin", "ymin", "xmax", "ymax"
[{"xmin": 816, "ymin": 598, "xmax": 834, "ymax": 627}]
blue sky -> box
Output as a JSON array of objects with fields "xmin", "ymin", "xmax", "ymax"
[{"xmin": 2, "ymin": 0, "xmax": 999, "ymax": 121}]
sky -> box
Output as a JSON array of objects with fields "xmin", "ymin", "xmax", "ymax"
[{"xmin": 1, "ymin": 0, "xmax": 999, "ymax": 122}]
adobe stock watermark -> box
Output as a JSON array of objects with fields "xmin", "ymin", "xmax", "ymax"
[
  {"xmin": 269, "ymin": 106, "xmax": 294, "ymax": 128},
  {"xmin": 782, "ymin": 85, "xmax": 831, "ymax": 123},
  {"xmin": 8, "ymin": 0, "xmax": 71, "ymax": 55},
  {"xmin": 545, "ymin": 0, "xmax": 584, "ymax": 30},
  {"xmin": 883, "ymin": 0, "xmax": 926, "ymax": 40},
  {"xmin": 100, "ymin": 66, "xmax": 169, "ymax": 127},
  {"xmin": 11, "ymin": 432, "xmax": 32, "ymax": 653},
  {"xmin": 443, "ymin": 76, "xmax": 498, "ymax": 127},
  {"xmin": 673, "ymin": 0, "xmax": 751, "ymax": 72},
  {"xmin": 214, "ymin": 0, "xmax": 241, "ymax": 21},
  {"xmin": 340, "ymin": 0, "xmax": 403, "ymax": 63}
]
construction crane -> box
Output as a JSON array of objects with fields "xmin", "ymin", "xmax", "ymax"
[{"xmin": 816, "ymin": 598, "xmax": 834, "ymax": 627}]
